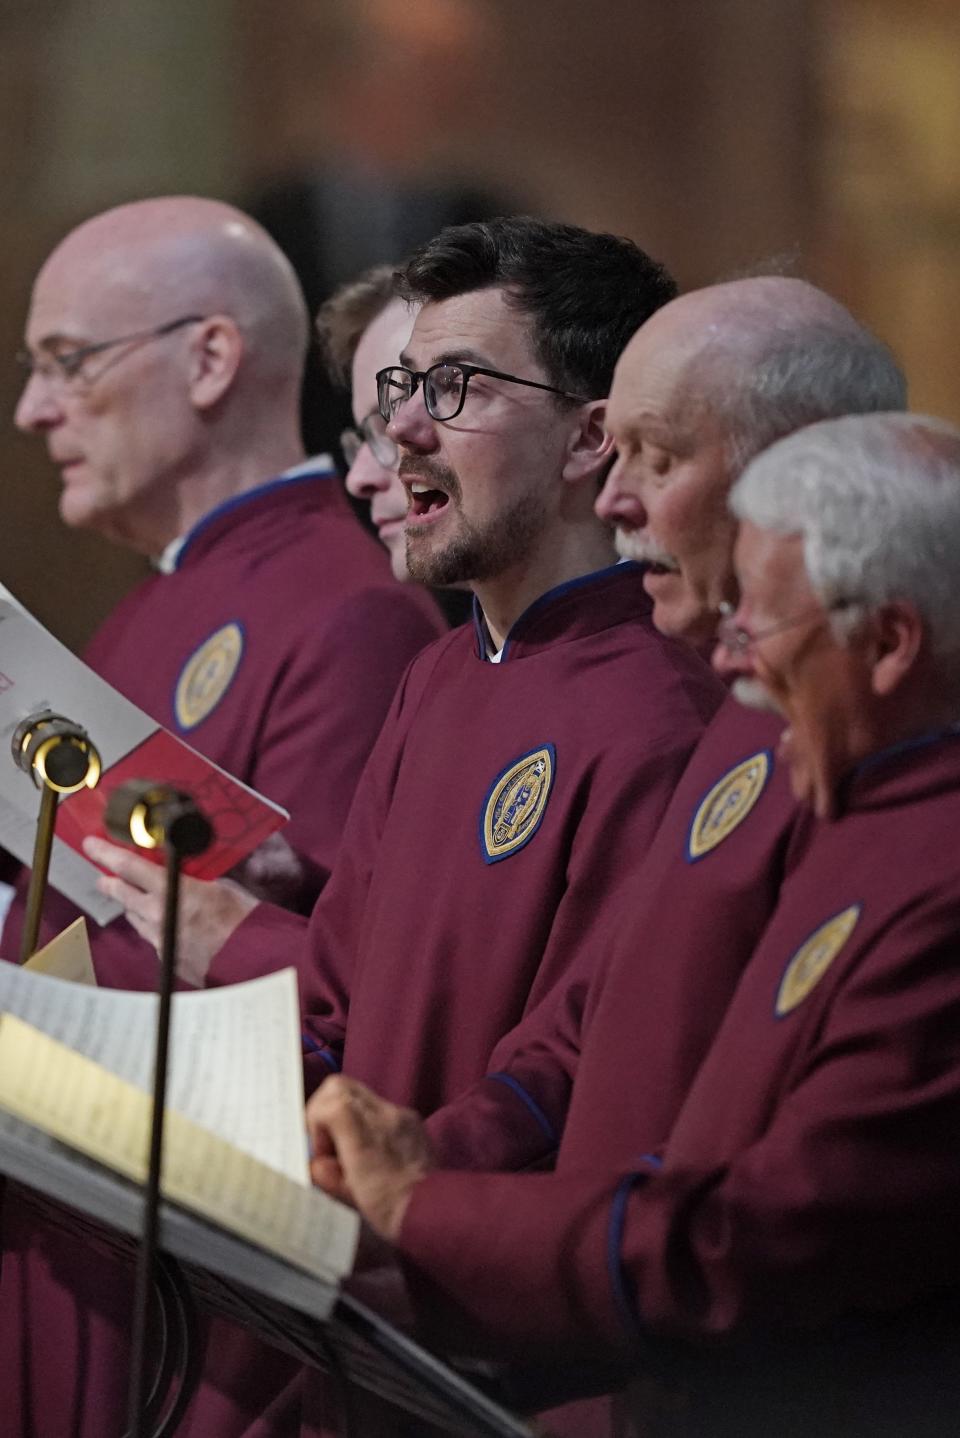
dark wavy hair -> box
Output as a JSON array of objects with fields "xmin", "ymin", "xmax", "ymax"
[{"xmin": 396, "ymin": 216, "xmax": 676, "ymax": 399}]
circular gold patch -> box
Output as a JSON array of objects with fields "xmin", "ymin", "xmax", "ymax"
[{"xmin": 174, "ymin": 622, "xmax": 244, "ymax": 730}]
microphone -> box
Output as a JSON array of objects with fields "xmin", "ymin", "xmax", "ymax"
[
  {"xmin": 105, "ymin": 782, "xmax": 212, "ymax": 1437},
  {"xmin": 12, "ymin": 710, "xmax": 101, "ymax": 793},
  {"xmin": 105, "ymin": 781, "xmax": 213, "ymax": 859},
  {"xmin": 13, "ymin": 710, "xmax": 103, "ymax": 963}
]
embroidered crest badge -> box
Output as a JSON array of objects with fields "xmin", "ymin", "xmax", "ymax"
[
  {"xmin": 174, "ymin": 622, "xmax": 244, "ymax": 730},
  {"xmin": 687, "ymin": 750, "xmax": 771, "ymax": 862},
  {"xmin": 480, "ymin": 744, "xmax": 556, "ymax": 864},
  {"xmin": 775, "ymin": 904, "xmax": 862, "ymax": 1018}
]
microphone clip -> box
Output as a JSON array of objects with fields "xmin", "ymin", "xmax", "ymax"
[{"xmin": 12, "ymin": 709, "xmax": 102, "ymax": 794}]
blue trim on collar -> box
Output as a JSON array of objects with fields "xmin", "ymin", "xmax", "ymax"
[
  {"xmin": 851, "ymin": 722, "xmax": 960, "ymax": 779},
  {"xmin": 174, "ymin": 465, "xmax": 337, "ymax": 571},
  {"xmin": 471, "ymin": 593, "xmax": 487, "ymax": 659},
  {"xmin": 486, "ymin": 1073, "xmax": 559, "ymax": 1147},
  {"xmin": 608, "ymin": 1172, "xmax": 647, "ymax": 1339},
  {"xmin": 473, "ymin": 560, "xmax": 642, "ymax": 663}
]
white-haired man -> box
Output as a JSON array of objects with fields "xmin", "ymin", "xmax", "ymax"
[{"xmin": 310, "ymin": 412, "xmax": 960, "ymax": 1438}]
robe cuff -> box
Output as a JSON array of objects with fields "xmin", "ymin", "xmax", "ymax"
[
  {"xmin": 396, "ymin": 1169, "xmax": 636, "ymax": 1357},
  {"xmin": 426, "ymin": 1073, "xmax": 560, "ymax": 1171},
  {"xmin": 205, "ymin": 901, "xmax": 307, "ymax": 987}
]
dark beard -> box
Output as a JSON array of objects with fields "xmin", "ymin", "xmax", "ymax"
[{"xmin": 405, "ymin": 486, "xmax": 548, "ymax": 587}]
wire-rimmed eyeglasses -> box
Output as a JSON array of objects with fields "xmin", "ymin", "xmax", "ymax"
[
  {"xmin": 16, "ymin": 314, "xmax": 207, "ymax": 386},
  {"xmin": 376, "ymin": 362, "xmax": 588, "ymax": 424},
  {"xmin": 340, "ymin": 409, "xmax": 399, "ymax": 469},
  {"xmin": 716, "ymin": 598, "xmax": 855, "ymax": 654}
]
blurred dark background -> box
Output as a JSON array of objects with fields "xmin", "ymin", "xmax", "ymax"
[{"xmin": 2, "ymin": 0, "xmax": 957, "ymax": 649}]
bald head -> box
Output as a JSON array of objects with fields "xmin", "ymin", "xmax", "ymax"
[
  {"xmin": 16, "ymin": 197, "xmax": 310, "ymax": 553},
  {"xmin": 599, "ymin": 277, "xmax": 907, "ymax": 651},
  {"xmin": 35, "ymin": 197, "xmax": 309, "ymax": 393},
  {"xmin": 613, "ymin": 277, "xmax": 907, "ymax": 472}
]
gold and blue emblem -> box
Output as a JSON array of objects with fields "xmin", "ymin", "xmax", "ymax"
[
  {"xmin": 479, "ymin": 744, "xmax": 556, "ymax": 864},
  {"xmin": 174, "ymin": 622, "xmax": 244, "ymax": 730},
  {"xmin": 686, "ymin": 750, "xmax": 771, "ymax": 862},
  {"xmin": 775, "ymin": 904, "xmax": 861, "ymax": 1017}
]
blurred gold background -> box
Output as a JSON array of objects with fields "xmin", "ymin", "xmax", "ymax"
[{"xmin": 2, "ymin": 0, "xmax": 957, "ymax": 649}]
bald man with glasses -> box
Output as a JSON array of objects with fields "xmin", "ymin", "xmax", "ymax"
[
  {"xmin": 7, "ymin": 196, "xmax": 443, "ymax": 976},
  {"xmin": 1, "ymin": 195, "xmax": 447, "ymax": 1436}
]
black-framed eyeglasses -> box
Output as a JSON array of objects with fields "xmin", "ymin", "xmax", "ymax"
[
  {"xmin": 717, "ymin": 598, "xmax": 857, "ymax": 654},
  {"xmin": 376, "ymin": 362, "xmax": 588, "ymax": 424},
  {"xmin": 16, "ymin": 314, "xmax": 206, "ymax": 385},
  {"xmin": 340, "ymin": 409, "xmax": 399, "ymax": 470}
]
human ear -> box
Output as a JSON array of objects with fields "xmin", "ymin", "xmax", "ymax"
[
  {"xmin": 869, "ymin": 600, "xmax": 924, "ymax": 697},
  {"xmin": 188, "ymin": 315, "xmax": 244, "ymax": 411},
  {"xmin": 561, "ymin": 399, "xmax": 614, "ymax": 485}
]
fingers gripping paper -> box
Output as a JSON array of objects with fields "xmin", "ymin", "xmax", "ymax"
[{"xmin": 0, "ymin": 588, "xmax": 288, "ymax": 923}]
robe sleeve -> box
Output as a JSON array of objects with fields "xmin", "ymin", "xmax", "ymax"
[
  {"xmin": 424, "ymin": 963, "xmax": 590, "ymax": 1170},
  {"xmin": 240, "ymin": 586, "xmax": 443, "ymax": 907},
  {"xmin": 398, "ymin": 897, "xmax": 960, "ymax": 1355},
  {"xmin": 207, "ymin": 644, "xmax": 443, "ymax": 1072}
]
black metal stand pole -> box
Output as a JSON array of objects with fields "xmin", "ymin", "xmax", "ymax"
[
  {"xmin": 19, "ymin": 782, "xmax": 58, "ymax": 963},
  {"xmin": 126, "ymin": 846, "xmax": 181, "ymax": 1438}
]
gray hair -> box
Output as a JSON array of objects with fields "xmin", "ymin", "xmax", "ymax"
[
  {"xmin": 730, "ymin": 413, "xmax": 960, "ymax": 666},
  {"xmin": 704, "ymin": 323, "xmax": 908, "ymax": 474}
]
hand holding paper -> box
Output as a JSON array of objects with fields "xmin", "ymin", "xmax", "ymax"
[{"xmin": 84, "ymin": 837, "xmax": 258, "ymax": 981}]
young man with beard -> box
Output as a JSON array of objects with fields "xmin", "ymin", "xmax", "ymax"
[
  {"xmin": 309, "ymin": 412, "xmax": 960, "ymax": 1438},
  {"xmin": 422, "ymin": 277, "xmax": 907, "ymax": 1187},
  {"xmin": 64, "ymin": 217, "xmax": 723, "ymax": 1435}
]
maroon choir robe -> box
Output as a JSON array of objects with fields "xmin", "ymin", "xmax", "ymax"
[
  {"xmin": 425, "ymin": 697, "xmax": 796, "ymax": 1176},
  {"xmin": 299, "ymin": 697, "xmax": 797, "ymax": 1438},
  {"xmin": 2, "ymin": 466, "xmax": 444, "ymax": 986},
  {"xmin": 215, "ymin": 563, "xmax": 724, "ymax": 1111},
  {"xmin": 0, "ymin": 468, "xmax": 444, "ymax": 1438},
  {"xmin": 180, "ymin": 562, "xmax": 724, "ymax": 1435},
  {"xmin": 396, "ymin": 729, "xmax": 960, "ymax": 1438}
]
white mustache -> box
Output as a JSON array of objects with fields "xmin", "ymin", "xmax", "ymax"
[
  {"xmin": 614, "ymin": 528, "xmax": 680, "ymax": 571},
  {"xmin": 731, "ymin": 677, "xmax": 780, "ymax": 714}
]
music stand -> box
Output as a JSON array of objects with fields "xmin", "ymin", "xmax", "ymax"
[{"xmin": 0, "ymin": 1112, "xmax": 534, "ymax": 1438}]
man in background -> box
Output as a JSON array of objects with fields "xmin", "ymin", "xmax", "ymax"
[
  {"xmin": 317, "ymin": 261, "xmax": 471, "ymax": 624},
  {"xmin": 318, "ymin": 264, "xmax": 413, "ymax": 582}
]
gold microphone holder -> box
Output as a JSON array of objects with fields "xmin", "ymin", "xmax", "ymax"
[
  {"xmin": 12, "ymin": 709, "xmax": 102, "ymax": 962},
  {"xmin": 104, "ymin": 781, "xmax": 213, "ymax": 1438}
]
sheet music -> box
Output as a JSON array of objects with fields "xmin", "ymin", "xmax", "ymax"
[
  {"xmin": 0, "ymin": 1016, "xmax": 358, "ymax": 1284},
  {"xmin": 0, "ymin": 962, "xmax": 308, "ymax": 1183},
  {"xmin": 0, "ymin": 589, "xmax": 288, "ymax": 920}
]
